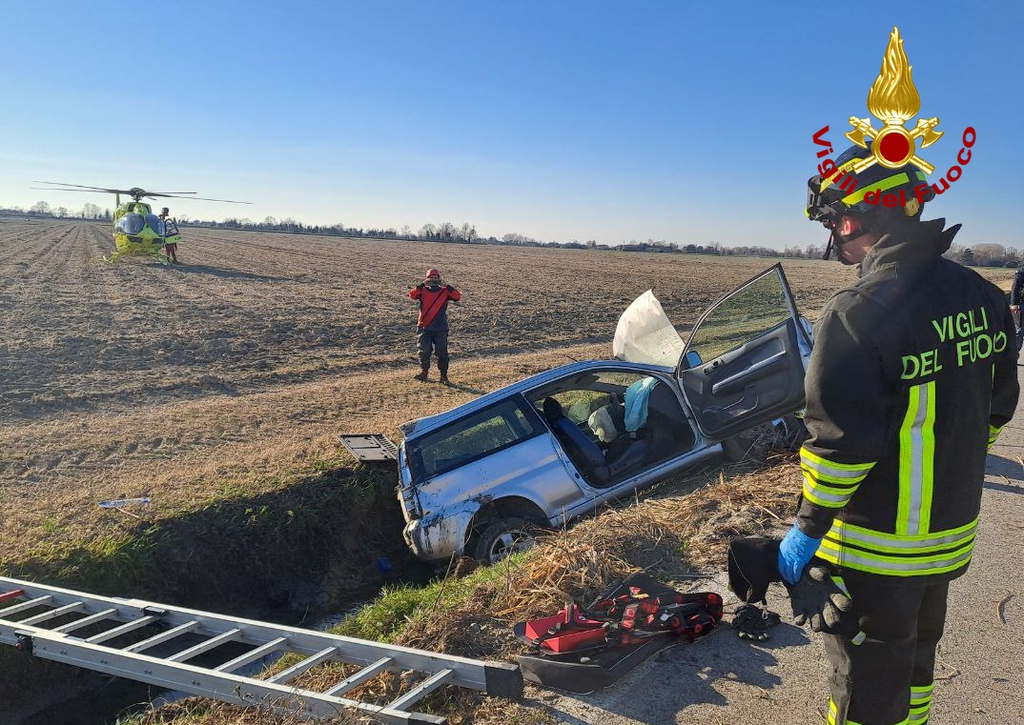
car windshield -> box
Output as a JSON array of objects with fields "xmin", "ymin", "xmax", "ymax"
[{"xmin": 116, "ymin": 213, "xmax": 145, "ymax": 235}]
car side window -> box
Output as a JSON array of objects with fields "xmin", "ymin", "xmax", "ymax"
[
  {"xmin": 413, "ymin": 399, "xmax": 545, "ymax": 480},
  {"xmin": 686, "ymin": 269, "xmax": 792, "ymax": 363}
]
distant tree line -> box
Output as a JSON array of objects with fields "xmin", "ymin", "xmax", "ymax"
[{"xmin": 2, "ymin": 202, "xmax": 1020, "ymax": 267}]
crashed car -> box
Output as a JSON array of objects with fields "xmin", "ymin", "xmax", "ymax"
[{"xmin": 343, "ymin": 264, "xmax": 812, "ymax": 563}]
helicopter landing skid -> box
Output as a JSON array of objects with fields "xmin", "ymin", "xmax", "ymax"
[{"xmin": 104, "ymin": 250, "xmax": 172, "ymax": 266}]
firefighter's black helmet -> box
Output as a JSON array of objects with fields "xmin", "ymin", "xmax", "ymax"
[{"xmin": 805, "ymin": 141, "xmax": 934, "ymax": 226}]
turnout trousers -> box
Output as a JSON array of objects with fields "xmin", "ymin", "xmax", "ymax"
[
  {"xmin": 822, "ymin": 578, "xmax": 949, "ymax": 725},
  {"xmin": 417, "ymin": 327, "xmax": 449, "ymax": 374}
]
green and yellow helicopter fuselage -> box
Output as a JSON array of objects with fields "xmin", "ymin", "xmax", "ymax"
[{"xmin": 111, "ymin": 199, "xmax": 180, "ymax": 264}]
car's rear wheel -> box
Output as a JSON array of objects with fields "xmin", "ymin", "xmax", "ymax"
[{"xmin": 473, "ymin": 517, "xmax": 540, "ymax": 563}]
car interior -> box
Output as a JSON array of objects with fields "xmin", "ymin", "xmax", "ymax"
[{"xmin": 531, "ymin": 371, "xmax": 697, "ymax": 488}]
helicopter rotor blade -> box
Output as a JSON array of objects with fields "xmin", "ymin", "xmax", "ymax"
[
  {"xmin": 147, "ymin": 193, "xmax": 252, "ymax": 204},
  {"xmin": 31, "ymin": 182, "xmax": 252, "ymax": 204},
  {"xmin": 32, "ymin": 181, "xmax": 130, "ymax": 195}
]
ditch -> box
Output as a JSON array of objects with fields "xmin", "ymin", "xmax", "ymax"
[{"xmin": 3, "ymin": 463, "xmax": 437, "ymax": 725}]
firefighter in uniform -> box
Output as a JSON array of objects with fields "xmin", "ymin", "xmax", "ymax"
[
  {"xmin": 1008, "ymin": 264, "xmax": 1024, "ymax": 352},
  {"xmin": 776, "ymin": 141, "xmax": 1020, "ymax": 725},
  {"xmin": 409, "ymin": 268, "xmax": 461, "ymax": 384}
]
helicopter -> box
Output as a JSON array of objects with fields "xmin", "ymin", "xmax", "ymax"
[{"xmin": 31, "ymin": 181, "xmax": 251, "ymax": 264}]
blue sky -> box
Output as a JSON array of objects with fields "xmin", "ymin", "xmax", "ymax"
[{"xmin": 2, "ymin": 1, "xmax": 1019, "ymax": 250}]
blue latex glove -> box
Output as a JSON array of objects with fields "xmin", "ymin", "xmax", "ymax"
[{"xmin": 777, "ymin": 525, "xmax": 822, "ymax": 585}]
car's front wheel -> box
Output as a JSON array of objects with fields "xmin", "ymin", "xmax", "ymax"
[{"xmin": 473, "ymin": 517, "xmax": 541, "ymax": 563}]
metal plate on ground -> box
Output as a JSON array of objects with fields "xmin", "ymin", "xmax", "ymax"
[{"xmin": 338, "ymin": 434, "xmax": 398, "ymax": 462}]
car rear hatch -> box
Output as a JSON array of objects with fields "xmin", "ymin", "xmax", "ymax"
[{"xmin": 337, "ymin": 434, "xmax": 398, "ymax": 462}]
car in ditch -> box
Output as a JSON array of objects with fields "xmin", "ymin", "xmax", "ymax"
[{"xmin": 341, "ymin": 264, "xmax": 812, "ymax": 563}]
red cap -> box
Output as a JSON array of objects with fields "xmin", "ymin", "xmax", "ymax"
[{"xmin": 426, "ymin": 268, "xmax": 441, "ymax": 280}]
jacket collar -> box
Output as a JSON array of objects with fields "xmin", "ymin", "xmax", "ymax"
[{"xmin": 859, "ymin": 218, "xmax": 961, "ymax": 277}]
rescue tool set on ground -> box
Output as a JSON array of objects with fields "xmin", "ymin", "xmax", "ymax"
[{"xmin": 513, "ymin": 572, "xmax": 724, "ymax": 693}]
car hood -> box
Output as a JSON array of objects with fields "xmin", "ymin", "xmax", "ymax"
[{"xmin": 612, "ymin": 290, "xmax": 684, "ymax": 367}]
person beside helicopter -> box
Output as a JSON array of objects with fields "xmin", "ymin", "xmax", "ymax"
[{"xmin": 159, "ymin": 207, "xmax": 178, "ymax": 264}]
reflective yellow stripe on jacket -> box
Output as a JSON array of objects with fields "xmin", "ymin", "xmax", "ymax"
[
  {"xmin": 897, "ymin": 381, "xmax": 936, "ymax": 535},
  {"xmin": 817, "ymin": 517, "xmax": 977, "ymax": 576},
  {"xmin": 812, "ymin": 381, "xmax": 977, "ymax": 577},
  {"xmin": 800, "ymin": 448, "xmax": 873, "ymax": 508},
  {"xmin": 988, "ymin": 422, "xmax": 1003, "ymax": 449}
]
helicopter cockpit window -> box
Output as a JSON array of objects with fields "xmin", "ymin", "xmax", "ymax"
[
  {"xmin": 146, "ymin": 214, "xmax": 165, "ymax": 236},
  {"xmin": 116, "ymin": 213, "xmax": 146, "ymax": 235}
]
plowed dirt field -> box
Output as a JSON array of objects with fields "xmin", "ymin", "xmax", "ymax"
[{"xmin": 0, "ymin": 218, "xmax": 1009, "ymax": 570}]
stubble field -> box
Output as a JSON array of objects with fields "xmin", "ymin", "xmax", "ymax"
[{"xmin": 0, "ymin": 218, "xmax": 1010, "ymax": 580}]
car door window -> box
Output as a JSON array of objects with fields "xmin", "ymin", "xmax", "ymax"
[
  {"xmin": 412, "ymin": 399, "xmax": 544, "ymax": 480},
  {"xmin": 678, "ymin": 264, "xmax": 806, "ymax": 441},
  {"xmin": 685, "ymin": 270, "xmax": 794, "ymax": 363}
]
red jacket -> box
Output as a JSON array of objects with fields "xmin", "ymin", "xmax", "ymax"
[{"xmin": 409, "ymin": 283, "xmax": 461, "ymax": 329}]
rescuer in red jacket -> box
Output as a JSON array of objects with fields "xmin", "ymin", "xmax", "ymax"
[{"xmin": 409, "ymin": 268, "xmax": 461, "ymax": 384}]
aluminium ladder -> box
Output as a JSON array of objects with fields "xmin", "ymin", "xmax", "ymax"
[{"xmin": 0, "ymin": 576, "xmax": 522, "ymax": 724}]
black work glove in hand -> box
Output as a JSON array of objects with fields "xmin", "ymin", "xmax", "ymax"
[
  {"xmin": 733, "ymin": 604, "xmax": 781, "ymax": 641},
  {"xmin": 788, "ymin": 564, "xmax": 854, "ymax": 633}
]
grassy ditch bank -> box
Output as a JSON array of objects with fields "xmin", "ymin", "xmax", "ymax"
[
  {"xmin": 125, "ymin": 444, "xmax": 803, "ymax": 725},
  {"xmin": 0, "ymin": 459, "xmax": 434, "ymax": 715}
]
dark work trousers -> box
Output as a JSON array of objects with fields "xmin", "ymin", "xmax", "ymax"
[
  {"xmin": 417, "ymin": 327, "xmax": 449, "ymax": 374},
  {"xmin": 822, "ymin": 578, "xmax": 949, "ymax": 725}
]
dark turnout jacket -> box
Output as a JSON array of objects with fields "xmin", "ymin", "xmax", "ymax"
[{"xmin": 796, "ymin": 219, "xmax": 1019, "ymax": 585}]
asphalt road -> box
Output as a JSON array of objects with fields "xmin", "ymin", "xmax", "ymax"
[{"xmin": 531, "ymin": 368, "xmax": 1024, "ymax": 725}]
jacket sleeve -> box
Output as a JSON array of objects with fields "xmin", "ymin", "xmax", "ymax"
[
  {"xmin": 989, "ymin": 295, "xmax": 1020, "ymax": 446},
  {"xmin": 409, "ymin": 287, "xmax": 422, "ymax": 300},
  {"xmin": 448, "ymin": 287, "xmax": 461, "ymax": 302},
  {"xmin": 795, "ymin": 298, "xmax": 887, "ymax": 538}
]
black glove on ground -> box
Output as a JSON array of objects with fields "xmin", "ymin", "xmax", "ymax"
[
  {"xmin": 787, "ymin": 564, "xmax": 854, "ymax": 633},
  {"xmin": 733, "ymin": 604, "xmax": 781, "ymax": 641}
]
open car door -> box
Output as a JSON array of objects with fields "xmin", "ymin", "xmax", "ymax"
[{"xmin": 676, "ymin": 264, "xmax": 811, "ymax": 441}]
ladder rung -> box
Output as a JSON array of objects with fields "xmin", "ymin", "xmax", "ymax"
[
  {"xmin": 124, "ymin": 620, "xmax": 200, "ymax": 653},
  {"xmin": 214, "ymin": 636, "xmax": 288, "ymax": 673},
  {"xmin": 324, "ymin": 656, "xmax": 394, "ymax": 697},
  {"xmin": 85, "ymin": 615, "xmax": 161, "ymax": 644},
  {"xmin": 18, "ymin": 601, "xmax": 85, "ymax": 626},
  {"xmin": 266, "ymin": 646, "xmax": 337, "ymax": 684},
  {"xmin": 53, "ymin": 608, "xmax": 119, "ymax": 633},
  {"xmin": 0, "ymin": 595, "xmax": 53, "ymax": 616},
  {"xmin": 167, "ymin": 628, "xmax": 242, "ymax": 662},
  {"xmin": 387, "ymin": 668, "xmax": 455, "ymax": 711}
]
